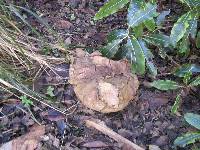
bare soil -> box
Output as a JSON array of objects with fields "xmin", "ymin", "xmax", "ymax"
[{"xmin": 0, "ymin": 0, "xmax": 200, "ymax": 150}]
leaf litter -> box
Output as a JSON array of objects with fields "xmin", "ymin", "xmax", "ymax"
[{"xmin": 0, "ymin": 0, "xmax": 200, "ymax": 150}]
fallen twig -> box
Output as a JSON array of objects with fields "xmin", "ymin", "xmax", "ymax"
[{"xmin": 85, "ymin": 119, "xmax": 145, "ymax": 150}]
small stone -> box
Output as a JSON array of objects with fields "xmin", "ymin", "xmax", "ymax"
[
  {"xmin": 151, "ymin": 128, "xmax": 160, "ymax": 137},
  {"xmin": 65, "ymin": 37, "xmax": 71, "ymax": 45},
  {"xmin": 90, "ymin": 20, "xmax": 95, "ymax": 25},
  {"xmin": 53, "ymin": 137, "xmax": 60, "ymax": 148},
  {"xmin": 144, "ymin": 122, "xmax": 153, "ymax": 131},
  {"xmin": 118, "ymin": 129, "xmax": 133, "ymax": 138},
  {"xmin": 76, "ymin": 18, "xmax": 81, "ymax": 24},
  {"xmin": 41, "ymin": 135, "xmax": 49, "ymax": 141},
  {"xmin": 155, "ymin": 136, "xmax": 168, "ymax": 146},
  {"xmin": 149, "ymin": 145, "xmax": 161, "ymax": 150},
  {"xmin": 155, "ymin": 121, "xmax": 162, "ymax": 127},
  {"xmin": 168, "ymin": 124, "xmax": 175, "ymax": 129}
]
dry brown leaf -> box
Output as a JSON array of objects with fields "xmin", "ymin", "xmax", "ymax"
[
  {"xmin": 69, "ymin": 49, "xmax": 139, "ymax": 113},
  {"xmin": 0, "ymin": 124, "xmax": 45, "ymax": 150},
  {"xmin": 56, "ymin": 20, "xmax": 72, "ymax": 29}
]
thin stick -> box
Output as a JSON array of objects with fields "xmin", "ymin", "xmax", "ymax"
[{"xmin": 85, "ymin": 119, "xmax": 145, "ymax": 150}]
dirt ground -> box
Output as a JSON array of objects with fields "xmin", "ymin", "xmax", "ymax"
[{"xmin": 0, "ymin": 0, "xmax": 200, "ymax": 150}]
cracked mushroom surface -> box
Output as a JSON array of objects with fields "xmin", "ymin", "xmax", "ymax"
[{"xmin": 69, "ymin": 49, "xmax": 139, "ymax": 113}]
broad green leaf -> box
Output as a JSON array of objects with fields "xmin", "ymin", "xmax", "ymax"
[
  {"xmin": 127, "ymin": 0, "xmax": 140, "ymax": 25},
  {"xmin": 184, "ymin": 113, "xmax": 200, "ymax": 130},
  {"xmin": 171, "ymin": 94, "xmax": 181, "ymax": 114},
  {"xmin": 178, "ymin": 37, "xmax": 190, "ymax": 56},
  {"xmin": 189, "ymin": 76, "xmax": 200, "ymax": 87},
  {"xmin": 132, "ymin": 0, "xmax": 146, "ymax": 8},
  {"xmin": 179, "ymin": 0, "xmax": 200, "ymax": 7},
  {"xmin": 174, "ymin": 64, "xmax": 200, "ymax": 77},
  {"xmin": 101, "ymin": 29, "xmax": 128, "ymax": 58},
  {"xmin": 139, "ymin": 40, "xmax": 157, "ymax": 76},
  {"xmin": 187, "ymin": 18, "xmax": 197, "ymax": 39},
  {"xmin": 132, "ymin": 23, "xmax": 144, "ymax": 38},
  {"xmin": 114, "ymin": 45, "xmax": 128, "ymax": 59},
  {"xmin": 127, "ymin": 0, "xmax": 146, "ymax": 23},
  {"xmin": 149, "ymin": 80, "xmax": 182, "ymax": 91},
  {"xmin": 126, "ymin": 36, "xmax": 145, "ymax": 75},
  {"xmin": 128, "ymin": 3, "xmax": 158, "ymax": 27},
  {"xmin": 107, "ymin": 29, "xmax": 128, "ymax": 43},
  {"xmin": 94, "ymin": 0, "xmax": 129, "ymax": 20},
  {"xmin": 177, "ymin": 17, "xmax": 197, "ymax": 56},
  {"xmin": 170, "ymin": 11, "xmax": 192, "ymax": 47},
  {"xmin": 174, "ymin": 132, "xmax": 200, "ymax": 147},
  {"xmin": 196, "ymin": 31, "xmax": 200, "ymax": 48},
  {"xmin": 183, "ymin": 71, "xmax": 192, "ymax": 84},
  {"xmin": 156, "ymin": 10, "xmax": 170, "ymax": 26},
  {"xmin": 101, "ymin": 39, "xmax": 122, "ymax": 58},
  {"xmin": 143, "ymin": 33, "xmax": 170, "ymax": 47},
  {"xmin": 144, "ymin": 18, "xmax": 156, "ymax": 31}
]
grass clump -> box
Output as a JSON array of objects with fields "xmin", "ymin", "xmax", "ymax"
[{"xmin": 0, "ymin": 0, "xmax": 66, "ymax": 114}]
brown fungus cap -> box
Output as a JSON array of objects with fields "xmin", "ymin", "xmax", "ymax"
[{"xmin": 69, "ymin": 49, "xmax": 139, "ymax": 113}]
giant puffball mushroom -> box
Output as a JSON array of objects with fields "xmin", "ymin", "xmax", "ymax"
[{"xmin": 69, "ymin": 49, "xmax": 139, "ymax": 113}]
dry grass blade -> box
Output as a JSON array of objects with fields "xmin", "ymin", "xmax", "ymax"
[{"xmin": 0, "ymin": 1, "xmax": 68, "ymax": 116}]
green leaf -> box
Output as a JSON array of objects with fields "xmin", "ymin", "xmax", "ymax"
[
  {"xmin": 101, "ymin": 29, "xmax": 128, "ymax": 58},
  {"xmin": 125, "ymin": 37, "xmax": 157, "ymax": 76},
  {"xmin": 170, "ymin": 11, "xmax": 192, "ymax": 47},
  {"xmin": 144, "ymin": 18, "xmax": 156, "ymax": 31},
  {"xmin": 46, "ymin": 86, "xmax": 55, "ymax": 97},
  {"xmin": 20, "ymin": 95, "xmax": 33, "ymax": 107},
  {"xmin": 125, "ymin": 36, "xmax": 145, "ymax": 75},
  {"xmin": 174, "ymin": 64, "xmax": 200, "ymax": 77},
  {"xmin": 149, "ymin": 80, "xmax": 182, "ymax": 91},
  {"xmin": 140, "ymin": 40, "xmax": 157, "ymax": 76},
  {"xmin": 179, "ymin": 0, "xmax": 200, "ymax": 7},
  {"xmin": 94, "ymin": 0, "xmax": 129, "ymax": 20},
  {"xmin": 143, "ymin": 33, "xmax": 170, "ymax": 47},
  {"xmin": 171, "ymin": 94, "xmax": 182, "ymax": 114},
  {"xmin": 127, "ymin": 0, "xmax": 147, "ymax": 25},
  {"xmin": 178, "ymin": 37, "xmax": 190, "ymax": 56},
  {"xmin": 183, "ymin": 71, "xmax": 192, "ymax": 84},
  {"xmin": 128, "ymin": 2, "xmax": 158, "ymax": 27},
  {"xmin": 107, "ymin": 29, "xmax": 128, "ymax": 43},
  {"xmin": 196, "ymin": 31, "xmax": 200, "ymax": 48},
  {"xmin": 189, "ymin": 76, "xmax": 200, "ymax": 87},
  {"xmin": 101, "ymin": 39, "xmax": 122, "ymax": 58},
  {"xmin": 131, "ymin": 23, "xmax": 144, "ymax": 38},
  {"xmin": 176, "ymin": 17, "xmax": 197, "ymax": 56},
  {"xmin": 187, "ymin": 18, "xmax": 197, "ymax": 39},
  {"xmin": 184, "ymin": 113, "xmax": 200, "ymax": 130},
  {"xmin": 127, "ymin": 0, "xmax": 140, "ymax": 23},
  {"xmin": 156, "ymin": 10, "xmax": 170, "ymax": 26},
  {"xmin": 174, "ymin": 132, "xmax": 200, "ymax": 147}
]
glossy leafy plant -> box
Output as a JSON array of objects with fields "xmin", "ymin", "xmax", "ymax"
[
  {"xmin": 148, "ymin": 64, "xmax": 200, "ymax": 114},
  {"xmin": 170, "ymin": 0, "xmax": 200, "ymax": 55},
  {"xmin": 174, "ymin": 113, "xmax": 200, "ymax": 147},
  {"xmin": 94, "ymin": 0, "xmax": 200, "ymax": 76},
  {"xmin": 95, "ymin": 0, "xmax": 159, "ymax": 76}
]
